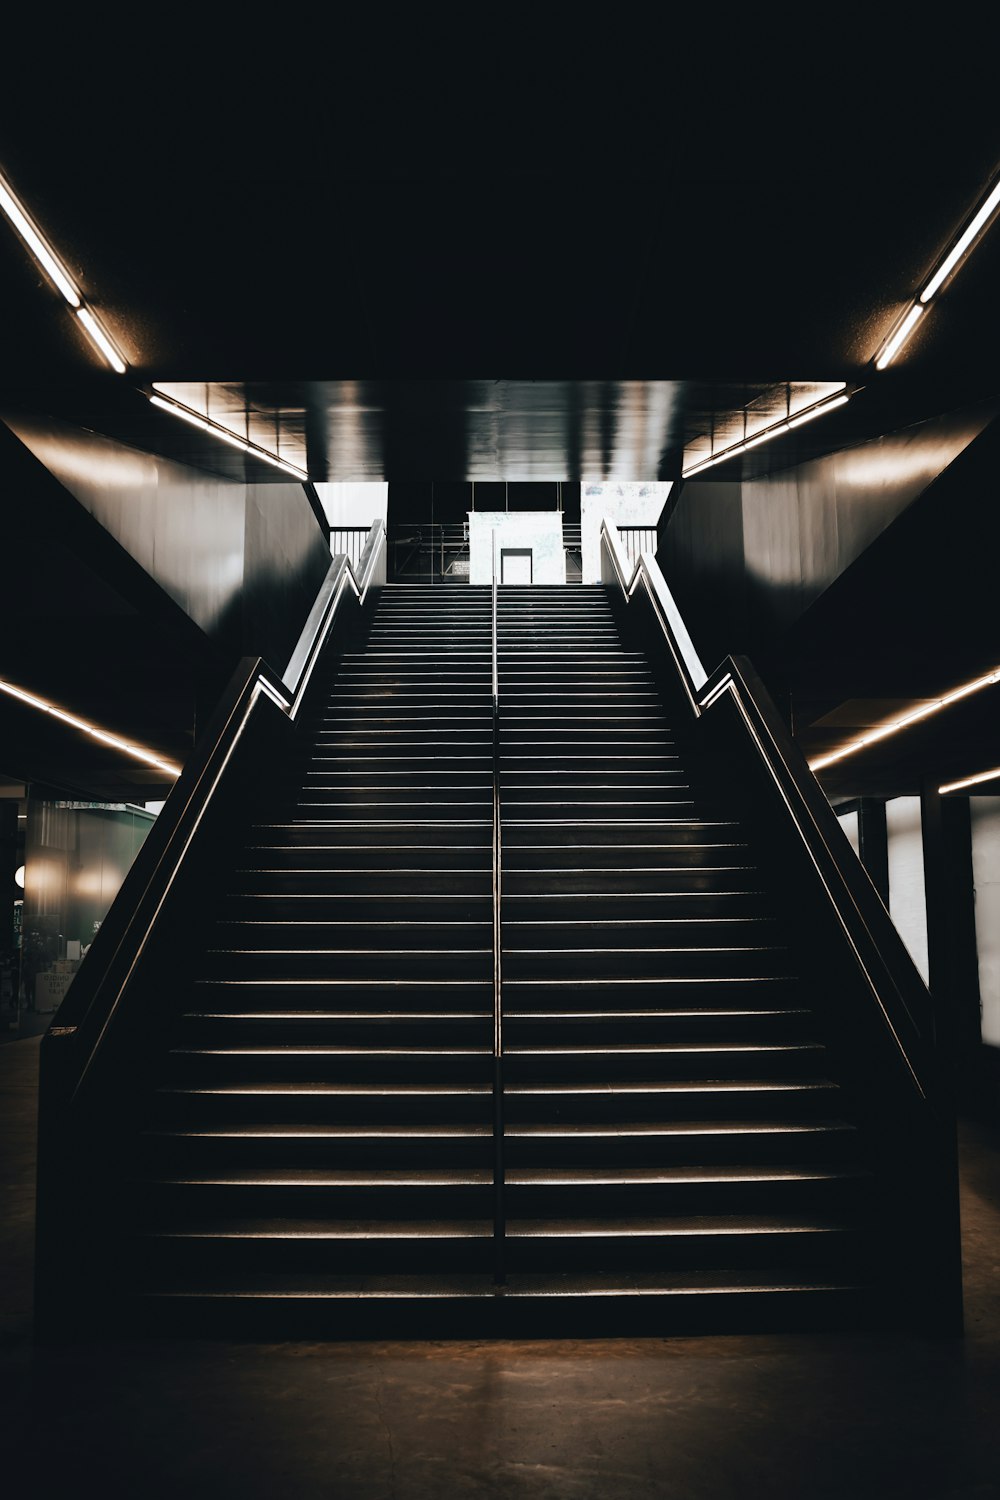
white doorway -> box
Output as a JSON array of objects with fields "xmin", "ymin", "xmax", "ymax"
[{"xmin": 500, "ymin": 548, "xmax": 533, "ymax": 585}]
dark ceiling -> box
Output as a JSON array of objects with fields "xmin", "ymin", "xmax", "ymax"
[
  {"xmin": 3, "ymin": 29, "xmax": 1000, "ymax": 803},
  {"xmin": 2, "ymin": 35, "xmax": 1000, "ymax": 485}
]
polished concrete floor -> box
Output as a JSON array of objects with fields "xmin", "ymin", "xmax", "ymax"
[{"xmin": 2, "ymin": 1035, "xmax": 1000, "ymax": 1499}]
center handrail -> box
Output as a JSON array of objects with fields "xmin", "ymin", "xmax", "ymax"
[{"xmin": 490, "ymin": 529, "xmax": 505, "ymax": 1283}]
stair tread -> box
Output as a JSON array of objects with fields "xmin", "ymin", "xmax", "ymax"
[
  {"xmin": 506, "ymin": 1078, "xmax": 838, "ymax": 1094},
  {"xmin": 504, "ymin": 1008, "xmax": 810, "ymax": 1019},
  {"xmin": 93, "ymin": 585, "xmax": 882, "ymax": 1336},
  {"xmin": 184, "ymin": 1011, "xmax": 493, "ymax": 1021},
  {"xmin": 140, "ymin": 1211, "xmax": 859, "ymax": 1241},
  {"xmin": 146, "ymin": 1124, "xmax": 493, "ymax": 1140},
  {"xmin": 145, "ymin": 1167, "xmax": 494, "ymax": 1186},
  {"xmin": 134, "ymin": 1270, "xmax": 867, "ymax": 1298},
  {"xmin": 142, "ymin": 1218, "xmax": 493, "ymax": 1239},
  {"xmin": 506, "ymin": 1163, "xmax": 867, "ymax": 1184},
  {"xmin": 506, "ymin": 1119, "xmax": 853, "ymax": 1137},
  {"xmin": 158, "ymin": 1083, "xmax": 493, "ymax": 1096}
]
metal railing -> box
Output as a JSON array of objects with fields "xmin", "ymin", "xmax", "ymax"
[
  {"xmin": 616, "ymin": 526, "xmax": 659, "ymax": 573},
  {"xmin": 490, "ymin": 528, "xmax": 505, "ymax": 1283},
  {"xmin": 40, "ymin": 520, "xmax": 387, "ymax": 1096},
  {"xmin": 562, "ymin": 522, "xmax": 583, "ymax": 582},
  {"xmin": 386, "ymin": 522, "xmax": 471, "ymax": 583},
  {"xmin": 600, "ymin": 516, "xmax": 933, "ymax": 1087},
  {"xmin": 328, "ymin": 527, "xmax": 374, "ymax": 571},
  {"xmin": 598, "ymin": 514, "xmax": 960, "ymax": 1331},
  {"xmin": 36, "ymin": 520, "xmax": 390, "ymax": 1333},
  {"xmin": 386, "ymin": 518, "xmax": 586, "ymax": 585}
]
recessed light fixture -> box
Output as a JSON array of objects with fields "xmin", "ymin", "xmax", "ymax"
[
  {"xmin": 0, "ymin": 676, "xmax": 182, "ymax": 777},
  {"xmin": 873, "ymin": 172, "xmax": 1000, "ymax": 371},
  {"xmin": 939, "ymin": 766, "xmax": 1000, "ymax": 794},
  {"xmin": 810, "ymin": 666, "xmax": 1000, "ymax": 773},
  {"xmin": 682, "ymin": 389, "xmax": 850, "ymax": 478},
  {"xmin": 874, "ymin": 304, "xmax": 925, "ymax": 371},
  {"xmin": 920, "ymin": 177, "xmax": 1000, "ymax": 304},
  {"xmin": 0, "ymin": 174, "xmax": 80, "ymax": 305},
  {"xmin": 0, "ymin": 167, "xmax": 128, "ymax": 374},
  {"xmin": 148, "ymin": 393, "xmax": 309, "ymax": 479},
  {"xmin": 76, "ymin": 307, "xmax": 127, "ymax": 374}
]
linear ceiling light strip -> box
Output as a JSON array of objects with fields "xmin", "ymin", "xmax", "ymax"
[
  {"xmin": 940, "ymin": 766, "xmax": 1000, "ymax": 794},
  {"xmin": 148, "ymin": 393, "xmax": 309, "ymax": 479},
  {"xmin": 0, "ymin": 168, "xmax": 127, "ymax": 374},
  {"xmin": 682, "ymin": 390, "xmax": 850, "ymax": 478},
  {"xmin": 920, "ymin": 178, "xmax": 1000, "ymax": 303},
  {"xmin": 0, "ymin": 169, "xmax": 307, "ymax": 474},
  {"xmin": 874, "ymin": 173, "xmax": 1000, "ymax": 370},
  {"xmin": 809, "ymin": 667, "xmax": 1000, "ymax": 773},
  {"xmin": 0, "ymin": 677, "xmax": 182, "ymax": 777}
]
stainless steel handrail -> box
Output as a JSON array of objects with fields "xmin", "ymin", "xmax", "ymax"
[
  {"xmin": 47, "ymin": 521, "xmax": 388, "ymax": 1098},
  {"xmin": 598, "ymin": 516, "xmax": 936, "ymax": 1099},
  {"xmin": 490, "ymin": 528, "xmax": 505, "ymax": 1283},
  {"xmin": 284, "ymin": 519, "xmax": 387, "ymax": 703}
]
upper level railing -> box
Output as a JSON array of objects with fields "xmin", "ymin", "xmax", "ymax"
[
  {"xmin": 44, "ymin": 521, "xmax": 387, "ymax": 1103},
  {"xmin": 328, "ymin": 526, "xmax": 373, "ymax": 572},
  {"xmin": 616, "ymin": 525, "xmax": 659, "ymax": 573},
  {"xmin": 386, "ymin": 519, "xmax": 584, "ymax": 584},
  {"xmin": 599, "ymin": 516, "xmax": 936, "ymax": 1102}
]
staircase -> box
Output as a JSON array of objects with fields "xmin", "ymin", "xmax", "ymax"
[
  {"xmin": 496, "ymin": 587, "xmax": 870, "ymax": 1317},
  {"xmin": 120, "ymin": 583, "xmax": 874, "ymax": 1334}
]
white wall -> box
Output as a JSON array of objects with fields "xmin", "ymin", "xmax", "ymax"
[
  {"xmin": 970, "ymin": 797, "xmax": 1000, "ymax": 1046},
  {"xmin": 886, "ymin": 796, "xmax": 929, "ymax": 985},
  {"xmin": 580, "ymin": 482, "xmax": 672, "ymax": 584},
  {"xmin": 315, "ymin": 482, "xmax": 388, "ymax": 530},
  {"xmin": 837, "ymin": 808, "xmax": 860, "ymax": 856},
  {"xmin": 467, "ymin": 512, "xmax": 565, "ymax": 585}
]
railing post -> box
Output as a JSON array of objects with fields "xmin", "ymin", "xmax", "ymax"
[{"xmin": 491, "ymin": 529, "xmax": 505, "ymax": 1285}]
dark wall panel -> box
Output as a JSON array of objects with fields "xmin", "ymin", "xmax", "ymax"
[
  {"xmin": 242, "ymin": 481, "xmax": 332, "ymax": 672},
  {"xmin": 660, "ymin": 403, "xmax": 999, "ymax": 672},
  {"xmin": 3, "ymin": 411, "xmax": 247, "ymax": 646},
  {"xmin": 2, "ymin": 413, "xmax": 330, "ymax": 670},
  {"xmin": 655, "ymin": 479, "xmax": 746, "ymax": 672}
]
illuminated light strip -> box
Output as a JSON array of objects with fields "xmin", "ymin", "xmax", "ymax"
[
  {"xmin": 809, "ymin": 667, "xmax": 1000, "ymax": 773},
  {"xmin": 149, "ymin": 394, "xmax": 309, "ymax": 479},
  {"xmin": 874, "ymin": 303, "xmax": 924, "ymax": 371},
  {"xmin": 921, "ymin": 177, "xmax": 1000, "ymax": 303},
  {"xmin": 0, "ymin": 168, "xmax": 129, "ymax": 374},
  {"xmin": 940, "ymin": 766, "xmax": 1000, "ymax": 794},
  {"xmin": 873, "ymin": 175, "xmax": 1000, "ymax": 371},
  {"xmin": 682, "ymin": 390, "xmax": 850, "ymax": 477},
  {"xmin": 76, "ymin": 306, "xmax": 127, "ymax": 374},
  {"xmin": 0, "ymin": 676, "xmax": 182, "ymax": 777},
  {"xmin": 0, "ymin": 172, "xmax": 81, "ymax": 306}
]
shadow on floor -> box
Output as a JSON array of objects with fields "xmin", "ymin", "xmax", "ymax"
[{"xmin": 2, "ymin": 1037, "xmax": 999, "ymax": 1499}]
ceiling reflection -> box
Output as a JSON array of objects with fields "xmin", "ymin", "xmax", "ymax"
[{"xmin": 142, "ymin": 378, "xmax": 865, "ymax": 483}]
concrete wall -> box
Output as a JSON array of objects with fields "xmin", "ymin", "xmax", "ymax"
[
  {"xmin": 970, "ymin": 798, "xmax": 1000, "ymax": 1048},
  {"xmin": 468, "ymin": 512, "xmax": 565, "ymax": 585},
  {"xmin": 837, "ymin": 808, "xmax": 860, "ymax": 856},
  {"xmin": 315, "ymin": 482, "xmax": 388, "ymax": 529},
  {"xmin": 886, "ymin": 795, "xmax": 929, "ymax": 985},
  {"xmin": 580, "ymin": 482, "xmax": 672, "ymax": 584}
]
